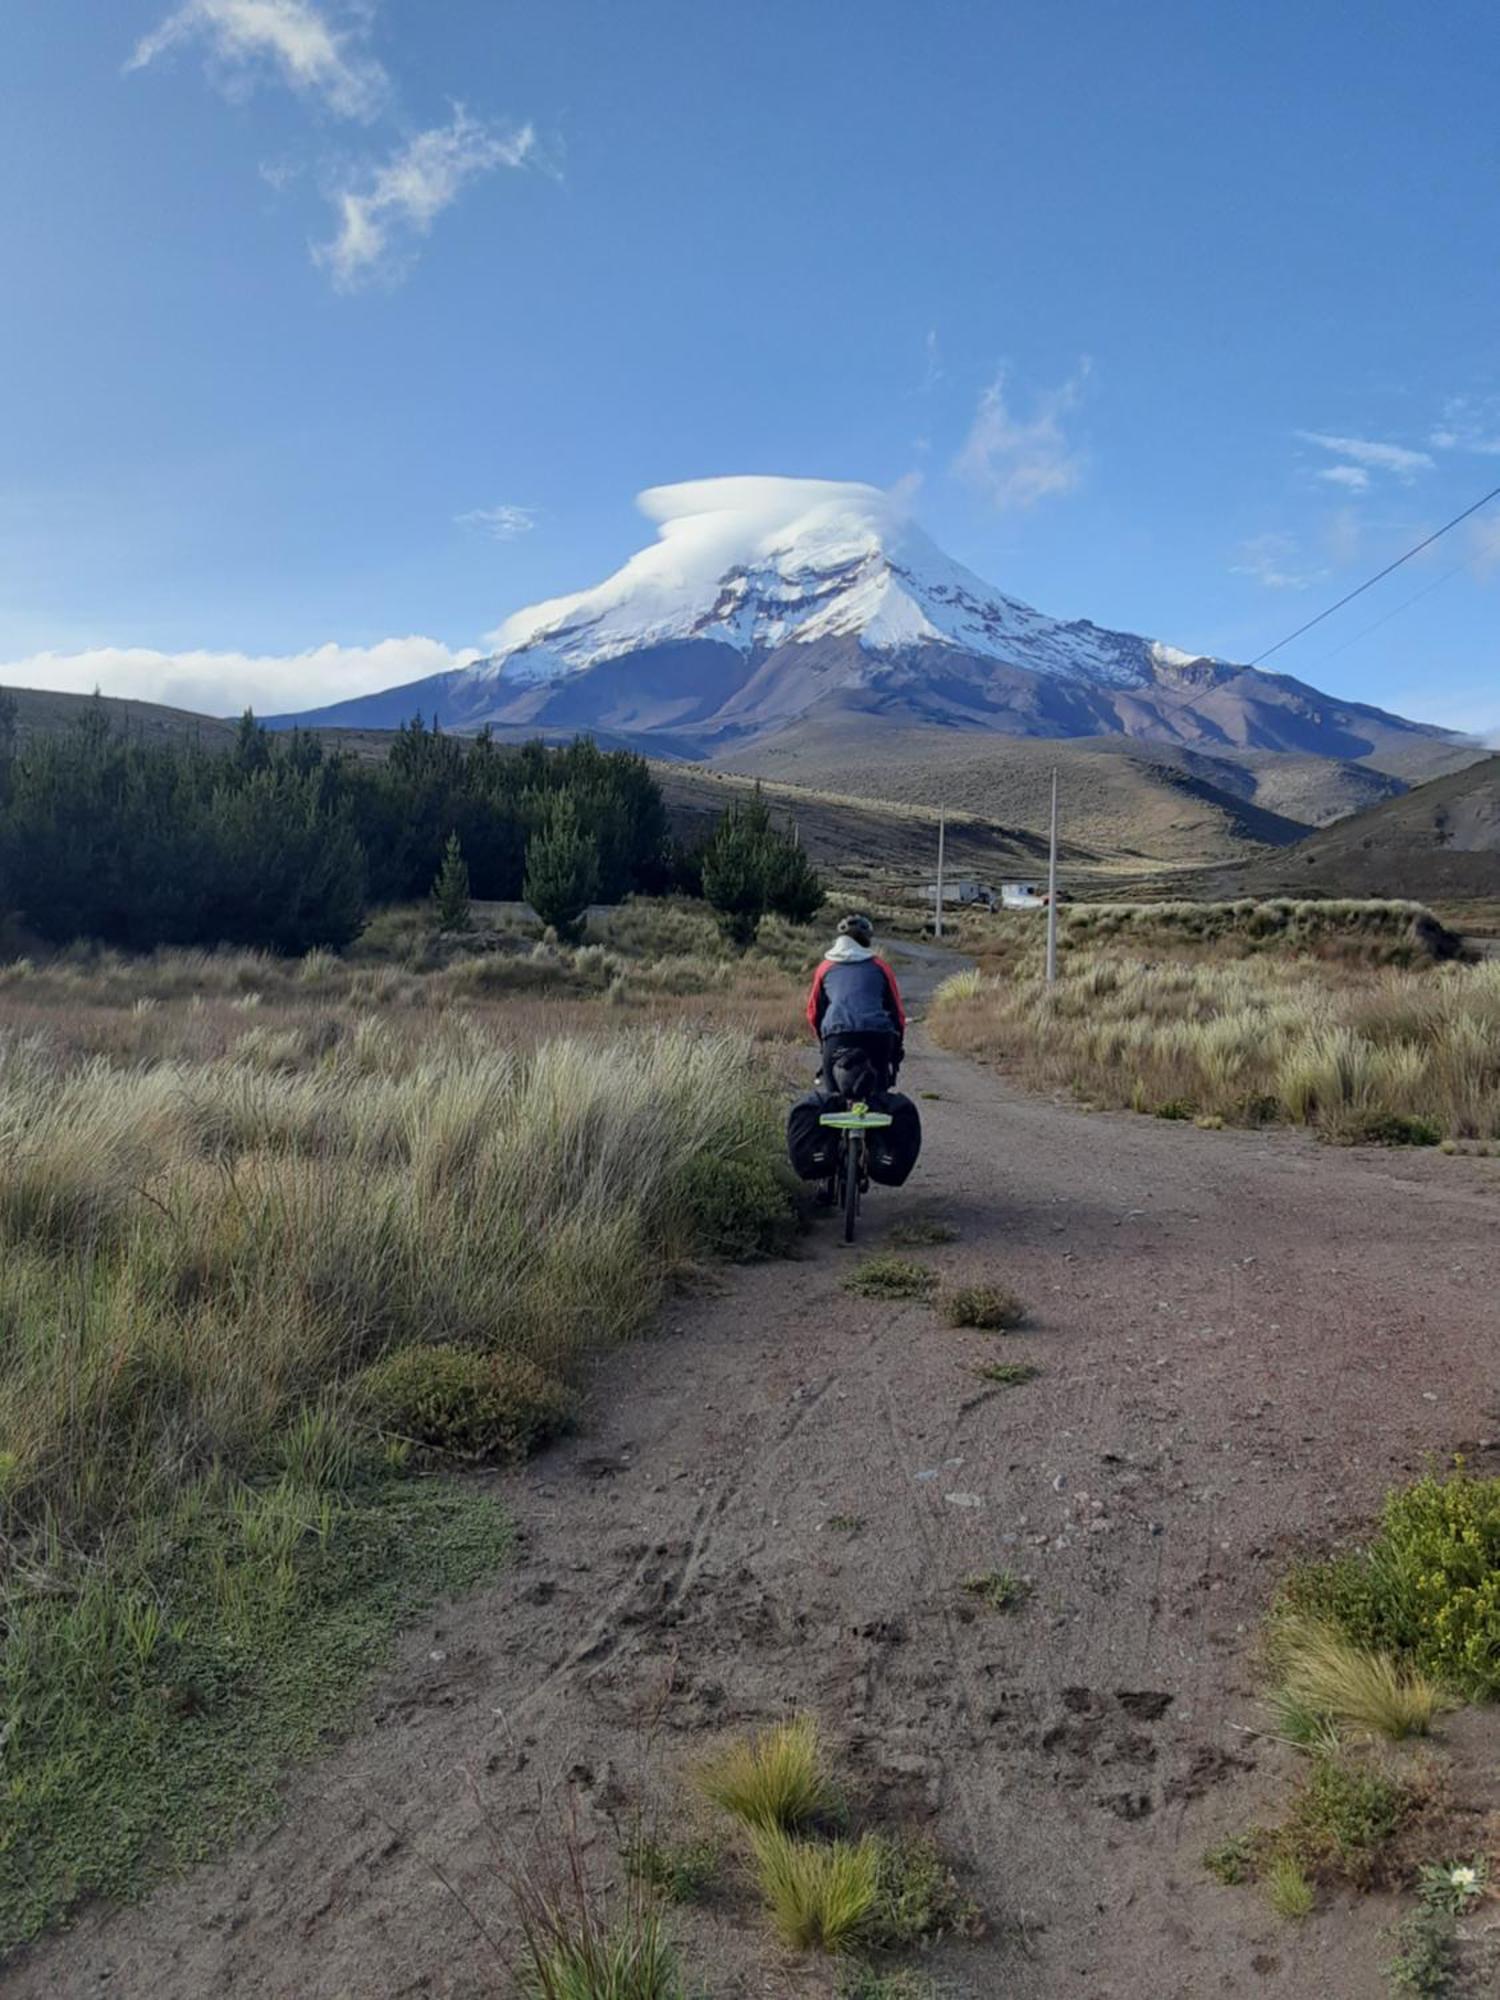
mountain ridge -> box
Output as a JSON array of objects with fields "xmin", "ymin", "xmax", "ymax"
[{"xmin": 273, "ymin": 476, "xmax": 1472, "ymax": 778}]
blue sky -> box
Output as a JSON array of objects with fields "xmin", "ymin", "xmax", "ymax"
[{"xmin": 2, "ymin": 0, "xmax": 1496, "ymax": 730}]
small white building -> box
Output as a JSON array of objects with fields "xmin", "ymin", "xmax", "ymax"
[{"xmin": 1000, "ymin": 881, "xmax": 1048, "ymax": 910}]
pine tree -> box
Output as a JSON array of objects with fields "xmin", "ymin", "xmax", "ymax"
[
  {"xmin": 763, "ymin": 818, "xmax": 825, "ymax": 925},
  {"xmin": 700, "ymin": 799, "xmax": 771, "ymax": 948},
  {"xmin": 432, "ymin": 830, "xmax": 472, "ymax": 932},
  {"xmin": 523, "ymin": 793, "xmax": 599, "ymax": 941},
  {"xmin": 700, "ymin": 792, "xmax": 825, "ymax": 946}
]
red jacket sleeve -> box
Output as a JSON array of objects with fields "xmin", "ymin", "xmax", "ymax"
[
  {"xmin": 875, "ymin": 957, "xmax": 907, "ymax": 1032},
  {"xmin": 806, "ymin": 961, "xmax": 830, "ymax": 1036}
]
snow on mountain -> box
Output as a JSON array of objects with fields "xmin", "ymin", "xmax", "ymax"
[
  {"xmin": 475, "ymin": 476, "xmax": 1184, "ymax": 692},
  {"xmin": 273, "ymin": 475, "xmax": 1467, "ymax": 776}
]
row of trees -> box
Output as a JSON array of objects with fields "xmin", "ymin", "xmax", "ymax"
[{"xmin": 0, "ymin": 696, "xmax": 824, "ymax": 953}]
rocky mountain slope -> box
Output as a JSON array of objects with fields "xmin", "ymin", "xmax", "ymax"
[{"xmin": 276, "ymin": 476, "xmax": 1472, "ymax": 777}]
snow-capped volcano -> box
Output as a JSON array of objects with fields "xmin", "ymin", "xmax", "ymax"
[
  {"xmin": 481, "ymin": 476, "xmax": 1172, "ymax": 691},
  {"xmin": 277, "ymin": 476, "xmax": 1460, "ymax": 773}
]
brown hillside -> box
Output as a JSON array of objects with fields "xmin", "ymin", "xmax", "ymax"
[{"xmin": 1217, "ymin": 755, "xmax": 1500, "ymax": 900}]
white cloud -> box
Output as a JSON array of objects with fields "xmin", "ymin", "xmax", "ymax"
[
  {"xmin": 127, "ymin": 0, "xmax": 388, "ymax": 120},
  {"xmin": 953, "ymin": 362, "xmax": 1090, "ymax": 510},
  {"xmin": 314, "ymin": 109, "xmax": 536, "ymax": 289},
  {"xmin": 1230, "ymin": 532, "xmax": 1323, "ymax": 591},
  {"xmin": 1296, "ymin": 431, "xmax": 1433, "ymax": 479},
  {"xmin": 1430, "ymin": 396, "xmax": 1500, "ymax": 455},
  {"xmin": 1315, "ymin": 464, "xmax": 1370, "ymax": 492},
  {"xmin": 456, "ymin": 504, "xmax": 538, "ymax": 541},
  {"xmin": 0, "ymin": 637, "xmax": 478, "ymax": 718},
  {"xmin": 919, "ymin": 328, "xmax": 944, "ymax": 395}
]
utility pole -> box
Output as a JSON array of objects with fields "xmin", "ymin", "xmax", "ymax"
[
  {"xmin": 933, "ymin": 809, "xmax": 946, "ymax": 941},
  {"xmin": 1045, "ymin": 766, "xmax": 1059, "ymax": 987}
]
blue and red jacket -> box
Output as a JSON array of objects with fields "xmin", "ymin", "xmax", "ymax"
[{"xmin": 806, "ymin": 940, "xmax": 907, "ymax": 1042}]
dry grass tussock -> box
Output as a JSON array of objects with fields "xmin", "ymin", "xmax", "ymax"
[
  {"xmin": 934, "ymin": 941, "xmax": 1500, "ymax": 1145},
  {"xmin": 0, "ymin": 1018, "xmax": 789, "ymax": 1541},
  {"xmin": 0, "ymin": 901, "xmax": 813, "ymax": 1057},
  {"xmin": 958, "ymin": 897, "xmax": 1461, "ymax": 978},
  {"xmin": 0, "ymin": 995, "xmax": 796, "ymax": 1945}
]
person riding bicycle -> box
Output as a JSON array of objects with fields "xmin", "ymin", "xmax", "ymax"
[{"xmin": 806, "ymin": 913, "xmax": 906, "ymax": 1100}]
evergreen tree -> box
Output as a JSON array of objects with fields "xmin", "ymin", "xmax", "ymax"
[
  {"xmin": 700, "ymin": 792, "xmax": 825, "ymax": 946},
  {"xmin": 700, "ymin": 797, "xmax": 773, "ymax": 948},
  {"xmin": 523, "ymin": 792, "xmax": 599, "ymax": 941},
  {"xmin": 233, "ymin": 709, "xmax": 271, "ymax": 776},
  {"xmin": 432, "ymin": 830, "xmax": 472, "ymax": 931},
  {"xmin": 763, "ymin": 820, "xmax": 825, "ymax": 926}
]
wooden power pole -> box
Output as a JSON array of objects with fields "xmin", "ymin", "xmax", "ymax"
[{"xmin": 934, "ymin": 809, "xmax": 946, "ymax": 940}]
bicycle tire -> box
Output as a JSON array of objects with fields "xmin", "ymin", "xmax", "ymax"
[{"xmin": 842, "ymin": 1133, "xmax": 860, "ymax": 1243}]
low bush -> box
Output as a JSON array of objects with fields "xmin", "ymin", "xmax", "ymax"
[
  {"xmin": 961, "ymin": 1570, "xmax": 1030, "ymax": 1613},
  {"xmin": 941, "ymin": 1283, "xmax": 1026, "ymax": 1331},
  {"xmin": 1280, "ymin": 1469, "xmax": 1500, "ymax": 1699},
  {"xmin": 974, "ymin": 1361, "xmax": 1040, "ymax": 1388},
  {"xmin": 626, "ymin": 1834, "xmax": 721, "ymax": 1905},
  {"xmin": 842, "ymin": 1256, "xmax": 937, "ymax": 1300},
  {"xmin": 358, "ymin": 1345, "xmax": 572, "ymax": 1462},
  {"xmin": 1280, "ymin": 1755, "xmax": 1413, "ymax": 1886},
  {"xmin": 673, "ymin": 1147, "xmax": 798, "ymax": 1261},
  {"xmin": 1386, "ymin": 1909, "xmax": 1457, "ymax": 1996},
  {"xmin": 864, "ymin": 1830, "xmax": 979, "ymax": 1947}
]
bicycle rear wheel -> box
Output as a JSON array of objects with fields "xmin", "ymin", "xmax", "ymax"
[{"xmin": 842, "ymin": 1133, "xmax": 861, "ymax": 1243}]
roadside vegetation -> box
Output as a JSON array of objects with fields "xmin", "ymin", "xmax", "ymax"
[
  {"xmin": 0, "ymin": 935, "xmax": 804, "ymax": 1947},
  {"xmin": 1206, "ymin": 1468, "xmax": 1500, "ymax": 1993},
  {"xmin": 935, "ymin": 899, "xmax": 1500, "ymax": 1146}
]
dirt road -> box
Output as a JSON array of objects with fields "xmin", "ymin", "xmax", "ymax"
[{"xmin": 15, "ymin": 949, "xmax": 1500, "ymax": 1999}]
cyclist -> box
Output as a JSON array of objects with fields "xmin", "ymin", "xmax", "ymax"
[{"xmin": 806, "ymin": 912, "xmax": 906, "ymax": 1100}]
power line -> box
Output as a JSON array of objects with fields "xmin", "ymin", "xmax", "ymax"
[
  {"xmin": 1249, "ymin": 479, "xmax": 1500, "ymax": 668},
  {"xmin": 1300, "ymin": 560, "xmax": 1467, "ymax": 673}
]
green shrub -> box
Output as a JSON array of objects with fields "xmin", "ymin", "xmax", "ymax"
[
  {"xmin": 843, "ymin": 1256, "xmax": 937, "ymax": 1300},
  {"xmin": 865, "ymin": 1830, "xmax": 979, "ymax": 1947},
  {"xmin": 1281, "ymin": 1756, "xmax": 1411, "ymax": 1884},
  {"xmin": 674, "ymin": 1150, "xmax": 797, "ymax": 1260},
  {"xmin": 1358, "ymin": 1111, "xmax": 1441, "ymax": 1147},
  {"xmin": 1281, "ymin": 1470, "xmax": 1500, "ymax": 1698},
  {"xmin": 627, "ymin": 1834, "xmax": 721, "ymax": 1904},
  {"xmin": 1386, "ymin": 1910, "xmax": 1457, "ymax": 1996},
  {"xmin": 974, "ymin": 1361, "xmax": 1040, "ymax": 1388},
  {"xmin": 1203, "ymin": 1833, "xmax": 1255, "ymax": 1886},
  {"xmin": 961, "ymin": 1570, "xmax": 1029, "ymax": 1613},
  {"xmin": 941, "ymin": 1283, "xmax": 1026, "ymax": 1330},
  {"xmin": 358, "ymin": 1345, "xmax": 572, "ymax": 1462}
]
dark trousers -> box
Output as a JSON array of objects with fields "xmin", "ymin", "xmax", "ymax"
[{"xmin": 820, "ymin": 1031, "xmax": 899, "ymax": 1099}]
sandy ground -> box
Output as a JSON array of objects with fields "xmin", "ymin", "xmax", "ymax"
[{"xmin": 13, "ymin": 946, "xmax": 1500, "ymax": 1999}]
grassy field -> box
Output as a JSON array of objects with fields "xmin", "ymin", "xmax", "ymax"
[
  {"xmin": 934, "ymin": 899, "xmax": 1500, "ymax": 1147},
  {"xmin": 0, "ymin": 905, "xmax": 812, "ymax": 1949}
]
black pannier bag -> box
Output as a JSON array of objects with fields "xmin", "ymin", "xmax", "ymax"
[
  {"xmin": 787, "ymin": 1089, "xmax": 842, "ymax": 1182},
  {"xmin": 866, "ymin": 1091, "xmax": 922, "ymax": 1186}
]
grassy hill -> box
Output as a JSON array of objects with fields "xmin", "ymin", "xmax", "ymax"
[
  {"xmin": 711, "ymin": 720, "xmax": 1318, "ymax": 864},
  {"xmin": 2, "ymin": 683, "xmax": 236, "ymax": 750},
  {"xmin": 1216, "ymin": 755, "xmax": 1500, "ymax": 902}
]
